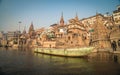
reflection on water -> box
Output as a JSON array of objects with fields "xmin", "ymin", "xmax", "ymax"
[
  {"xmin": 113, "ymin": 55, "xmax": 118, "ymax": 63},
  {"xmin": 88, "ymin": 52, "xmax": 120, "ymax": 63},
  {"xmin": 0, "ymin": 48, "xmax": 120, "ymax": 75},
  {"xmin": 34, "ymin": 52, "xmax": 94, "ymax": 75}
]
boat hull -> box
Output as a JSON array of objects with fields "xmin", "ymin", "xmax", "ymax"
[{"xmin": 34, "ymin": 47, "xmax": 95, "ymax": 57}]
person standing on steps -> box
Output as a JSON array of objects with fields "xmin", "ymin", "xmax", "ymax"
[
  {"xmin": 111, "ymin": 41, "xmax": 117, "ymax": 51},
  {"xmin": 118, "ymin": 40, "xmax": 120, "ymax": 48}
]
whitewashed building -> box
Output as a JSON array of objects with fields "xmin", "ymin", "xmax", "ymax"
[{"xmin": 113, "ymin": 5, "xmax": 120, "ymax": 26}]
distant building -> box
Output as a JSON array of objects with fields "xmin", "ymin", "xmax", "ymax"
[
  {"xmin": 7, "ymin": 31, "xmax": 15, "ymax": 41},
  {"xmin": 0, "ymin": 31, "xmax": 4, "ymax": 39},
  {"xmin": 0, "ymin": 31, "xmax": 8, "ymax": 46},
  {"xmin": 81, "ymin": 13, "xmax": 114, "ymax": 29},
  {"xmin": 7, "ymin": 31, "xmax": 20, "ymax": 41},
  {"xmin": 6, "ymin": 31, "xmax": 20, "ymax": 46},
  {"xmin": 113, "ymin": 5, "xmax": 120, "ymax": 26},
  {"xmin": 28, "ymin": 22, "xmax": 36, "ymax": 39},
  {"xmin": 81, "ymin": 14, "xmax": 99, "ymax": 26},
  {"xmin": 27, "ymin": 22, "xmax": 37, "ymax": 47},
  {"xmin": 0, "ymin": 31, "xmax": 4, "ymax": 46}
]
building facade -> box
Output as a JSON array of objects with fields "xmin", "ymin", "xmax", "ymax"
[
  {"xmin": 113, "ymin": 5, "xmax": 120, "ymax": 26},
  {"xmin": 7, "ymin": 31, "xmax": 21, "ymax": 46},
  {"xmin": 90, "ymin": 14, "xmax": 111, "ymax": 48},
  {"xmin": 35, "ymin": 14, "xmax": 91, "ymax": 48},
  {"xmin": 19, "ymin": 12, "xmax": 119, "ymax": 49}
]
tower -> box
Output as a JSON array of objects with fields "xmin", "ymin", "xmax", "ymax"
[
  {"xmin": 60, "ymin": 12, "xmax": 64, "ymax": 26},
  {"xmin": 28, "ymin": 22, "xmax": 35, "ymax": 39},
  {"xmin": 28, "ymin": 22, "xmax": 34, "ymax": 34},
  {"xmin": 91, "ymin": 13, "xmax": 110, "ymax": 48}
]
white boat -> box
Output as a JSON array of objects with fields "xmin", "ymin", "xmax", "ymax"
[{"xmin": 34, "ymin": 47, "xmax": 95, "ymax": 57}]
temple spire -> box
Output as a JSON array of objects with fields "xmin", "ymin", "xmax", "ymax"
[
  {"xmin": 28, "ymin": 22, "xmax": 34, "ymax": 34},
  {"xmin": 75, "ymin": 12, "xmax": 79, "ymax": 21},
  {"xmin": 60, "ymin": 12, "xmax": 64, "ymax": 26},
  {"xmin": 30, "ymin": 22, "xmax": 34, "ymax": 31}
]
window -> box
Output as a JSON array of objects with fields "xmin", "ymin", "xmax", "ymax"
[
  {"xmin": 68, "ymin": 36, "xmax": 70, "ymax": 40},
  {"xmin": 115, "ymin": 18, "xmax": 118, "ymax": 21}
]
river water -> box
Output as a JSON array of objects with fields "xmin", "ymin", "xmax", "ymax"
[{"xmin": 0, "ymin": 47, "xmax": 120, "ymax": 75}]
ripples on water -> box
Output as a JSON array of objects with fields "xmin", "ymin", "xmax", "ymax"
[{"xmin": 0, "ymin": 47, "xmax": 120, "ymax": 75}]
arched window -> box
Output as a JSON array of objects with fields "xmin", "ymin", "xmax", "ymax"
[{"xmin": 68, "ymin": 36, "xmax": 70, "ymax": 40}]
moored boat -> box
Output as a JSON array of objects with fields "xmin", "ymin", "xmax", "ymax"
[{"xmin": 34, "ymin": 47, "xmax": 95, "ymax": 57}]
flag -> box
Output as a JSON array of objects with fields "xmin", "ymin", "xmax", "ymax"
[{"xmin": 89, "ymin": 28, "xmax": 94, "ymax": 32}]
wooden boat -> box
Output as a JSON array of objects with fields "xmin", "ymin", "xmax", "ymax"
[{"xmin": 34, "ymin": 47, "xmax": 95, "ymax": 57}]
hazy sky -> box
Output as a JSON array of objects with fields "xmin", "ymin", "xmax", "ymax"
[{"xmin": 0, "ymin": 0, "xmax": 119, "ymax": 32}]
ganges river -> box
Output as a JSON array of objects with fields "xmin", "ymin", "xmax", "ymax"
[{"xmin": 0, "ymin": 47, "xmax": 120, "ymax": 75}]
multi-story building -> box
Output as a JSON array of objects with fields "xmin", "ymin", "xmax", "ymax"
[
  {"xmin": 64, "ymin": 14, "xmax": 89, "ymax": 47},
  {"xmin": 90, "ymin": 14, "xmax": 111, "ymax": 48},
  {"xmin": 37, "ymin": 14, "xmax": 90, "ymax": 48},
  {"xmin": 0, "ymin": 31, "xmax": 8, "ymax": 46},
  {"xmin": 7, "ymin": 31, "xmax": 20, "ymax": 41},
  {"xmin": 7, "ymin": 31, "xmax": 21, "ymax": 46},
  {"xmin": 0, "ymin": 31, "xmax": 4, "ymax": 39},
  {"xmin": 81, "ymin": 13, "xmax": 114, "ymax": 29},
  {"xmin": 35, "ymin": 13, "xmax": 117, "ymax": 49},
  {"xmin": 0, "ymin": 31, "xmax": 4, "ymax": 46},
  {"xmin": 113, "ymin": 5, "xmax": 120, "ymax": 26},
  {"xmin": 81, "ymin": 13, "xmax": 114, "ymax": 48}
]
